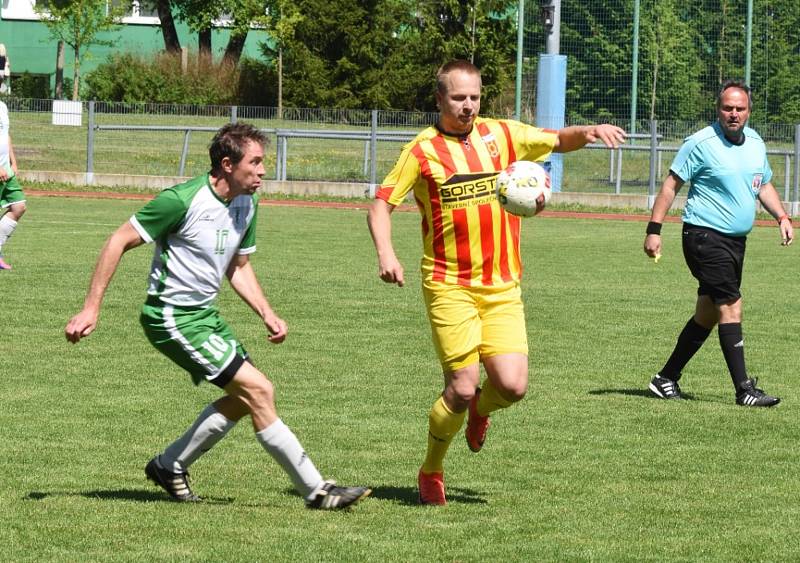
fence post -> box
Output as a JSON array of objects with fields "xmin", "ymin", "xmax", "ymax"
[
  {"xmin": 793, "ymin": 124, "xmax": 800, "ymax": 215},
  {"xmin": 281, "ymin": 136, "xmax": 288, "ymax": 181},
  {"xmin": 368, "ymin": 109, "xmax": 378, "ymax": 197},
  {"xmin": 614, "ymin": 148, "xmax": 622, "ymax": 194},
  {"xmin": 274, "ymin": 131, "xmax": 281, "ymax": 181},
  {"xmin": 647, "ymin": 119, "xmax": 658, "ymax": 208},
  {"xmin": 230, "ymin": 106, "xmax": 237, "ymax": 123},
  {"xmin": 657, "ymin": 149, "xmax": 663, "ymax": 180},
  {"xmin": 608, "ymin": 150, "xmax": 615, "ymax": 184},
  {"xmin": 85, "ymin": 100, "xmax": 95, "ymax": 186},
  {"xmin": 784, "ymin": 154, "xmax": 790, "ymax": 202},
  {"xmin": 178, "ymin": 129, "xmax": 191, "ymax": 176}
]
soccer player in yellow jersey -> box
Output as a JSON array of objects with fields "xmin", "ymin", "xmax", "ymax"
[{"xmin": 368, "ymin": 60, "xmax": 626, "ymax": 505}]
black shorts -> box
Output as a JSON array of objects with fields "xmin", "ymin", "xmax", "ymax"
[{"xmin": 682, "ymin": 223, "xmax": 746, "ymax": 304}]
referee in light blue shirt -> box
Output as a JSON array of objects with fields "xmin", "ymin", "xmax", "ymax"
[{"xmin": 643, "ymin": 79, "xmax": 793, "ymax": 407}]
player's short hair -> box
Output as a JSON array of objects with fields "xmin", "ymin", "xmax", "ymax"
[
  {"xmin": 436, "ymin": 60, "xmax": 482, "ymax": 94},
  {"xmin": 716, "ymin": 79, "xmax": 752, "ymax": 111},
  {"xmin": 209, "ymin": 122, "xmax": 267, "ymax": 170}
]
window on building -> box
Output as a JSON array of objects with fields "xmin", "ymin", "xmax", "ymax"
[
  {"xmin": 2, "ymin": 0, "xmax": 160, "ymax": 23},
  {"xmin": 135, "ymin": 1, "xmax": 159, "ymax": 18}
]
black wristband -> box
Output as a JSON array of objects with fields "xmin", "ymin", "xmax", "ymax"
[{"xmin": 646, "ymin": 221, "xmax": 662, "ymax": 235}]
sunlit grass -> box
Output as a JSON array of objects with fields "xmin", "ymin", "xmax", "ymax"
[{"xmin": 2, "ymin": 196, "xmax": 800, "ymax": 561}]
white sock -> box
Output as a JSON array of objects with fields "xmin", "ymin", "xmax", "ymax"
[
  {"xmin": 256, "ymin": 419, "xmax": 323, "ymax": 499},
  {"xmin": 0, "ymin": 215, "xmax": 17, "ymax": 252},
  {"xmin": 159, "ymin": 404, "xmax": 236, "ymax": 473}
]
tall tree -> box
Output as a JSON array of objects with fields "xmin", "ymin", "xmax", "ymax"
[
  {"xmin": 682, "ymin": 0, "xmax": 746, "ymax": 107},
  {"xmin": 259, "ymin": 0, "xmax": 304, "ymax": 115},
  {"xmin": 149, "ymin": 0, "xmax": 182, "ymax": 54},
  {"xmin": 173, "ymin": 0, "xmax": 255, "ymax": 63},
  {"xmin": 400, "ymin": 0, "xmax": 516, "ymax": 108},
  {"xmin": 268, "ymin": 0, "xmax": 516, "ymax": 111},
  {"xmin": 175, "ymin": 0, "xmax": 267, "ymax": 65},
  {"xmin": 557, "ymin": 1, "xmax": 633, "ymax": 121},
  {"xmin": 35, "ymin": 0, "xmax": 124, "ymax": 100},
  {"xmin": 753, "ymin": 0, "xmax": 800, "ymax": 123},
  {"xmin": 219, "ymin": 0, "xmax": 270, "ymax": 66},
  {"xmin": 640, "ymin": 0, "xmax": 702, "ymax": 121},
  {"xmin": 54, "ymin": 40, "xmax": 65, "ymax": 99},
  {"xmin": 173, "ymin": 0, "xmax": 218, "ymax": 61}
]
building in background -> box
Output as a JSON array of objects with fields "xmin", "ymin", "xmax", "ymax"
[{"xmin": 0, "ymin": 0, "xmax": 269, "ymax": 98}]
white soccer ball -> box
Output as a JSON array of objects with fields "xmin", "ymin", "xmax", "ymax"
[{"xmin": 495, "ymin": 160, "xmax": 551, "ymax": 217}]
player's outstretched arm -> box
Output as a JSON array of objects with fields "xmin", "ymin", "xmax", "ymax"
[
  {"xmin": 226, "ymin": 254, "xmax": 287, "ymax": 343},
  {"xmin": 554, "ymin": 124, "xmax": 626, "ymax": 153},
  {"xmin": 65, "ymin": 222, "xmax": 144, "ymax": 343},
  {"xmin": 757, "ymin": 182, "xmax": 794, "ymax": 246},
  {"xmin": 367, "ymin": 198, "xmax": 404, "ymax": 287}
]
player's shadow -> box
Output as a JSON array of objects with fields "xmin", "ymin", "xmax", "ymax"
[
  {"xmin": 24, "ymin": 490, "xmax": 236, "ymax": 504},
  {"xmin": 369, "ymin": 485, "xmax": 487, "ymax": 506},
  {"xmin": 588, "ymin": 388, "xmax": 696, "ymax": 401}
]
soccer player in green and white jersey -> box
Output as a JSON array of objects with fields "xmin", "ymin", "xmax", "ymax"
[
  {"xmin": 0, "ymin": 98, "xmax": 25, "ymax": 270},
  {"xmin": 65, "ymin": 123, "xmax": 370, "ymax": 509}
]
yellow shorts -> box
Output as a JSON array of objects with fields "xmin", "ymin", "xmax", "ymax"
[{"xmin": 422, "ymin": 280, "xmax": 528, "ymax": 371}]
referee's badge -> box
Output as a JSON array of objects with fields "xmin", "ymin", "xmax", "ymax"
[
  {"xmin": 481, "ymin": 133, "xmax": 500, "ymax": 158},
  {"xmin": 751, "ymin": 173, "xmax": 763, "ymax": 195}
]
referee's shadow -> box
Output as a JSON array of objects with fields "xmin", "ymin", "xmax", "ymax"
[{"xmin": 588, "ymin": 388, "xmax": 697, "ymax": 401}]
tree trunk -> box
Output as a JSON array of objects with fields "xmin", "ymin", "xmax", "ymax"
[
  {"xmin": 155, "ymin": 0, "xmax": 181, "ymax": 53},
  {"xmin": 72, "ymin": 46, "xmax": 80, "ymax": 101},
  {"xmin": 199, "ymin": 28, "xmax": 212, "ymax": 63},
  {"xmin": 55, "ymin": 40, "xmax": 65, "ymax": 99},
  {"xmin": 278, "ymin": 47, "xmax": 283, "ymax": 119},
  {"xmin": 222, "ymin": 31, "xmax": 247, "ymax": 67}
]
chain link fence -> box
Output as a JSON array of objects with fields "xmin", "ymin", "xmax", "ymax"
[{"xmin": 522, "ymin": 0, "xmax": 800, "ymax": 128}]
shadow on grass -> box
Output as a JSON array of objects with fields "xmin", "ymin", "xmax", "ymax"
[
  {"xmin": 26, "ymin": 485, "xmax": 488, "ymax": 507},
  {"xmin": 368, "ymin": 485, "xmax": 487, "ymax": 506},
  {"xmin": 24, "ymin": 490, "xmax": 236, "ymax": 504},
  {"xmin": 588, "ymin": 388, "xmax": 696, "ymax": 401}
]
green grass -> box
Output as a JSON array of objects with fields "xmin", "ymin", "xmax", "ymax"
[{"xmin": 3, "ymin": 197, "xmax": 800, "ymax": 561}]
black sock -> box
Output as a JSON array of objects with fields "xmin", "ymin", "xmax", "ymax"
[
  {"xmin": 660, "ymin": 318, "xmax": 712, "ymax": 381},
  {"xmin": 718, "ymin": 322, "xmax": 748, "ymax": 390}
]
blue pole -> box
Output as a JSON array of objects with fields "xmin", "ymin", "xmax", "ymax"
[{"xmin": 535, "ymin": 54, "xmax": 567, "ymax": 192}]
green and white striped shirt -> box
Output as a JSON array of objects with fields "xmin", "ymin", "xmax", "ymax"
[{"xmin": 130, "ymin": 174, "xmax": 258, "ymax": 307}]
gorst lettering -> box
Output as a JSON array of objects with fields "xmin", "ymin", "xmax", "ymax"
[{"xmin": 440, "ymin": 177, "xmax": 496, "ymax": 201}]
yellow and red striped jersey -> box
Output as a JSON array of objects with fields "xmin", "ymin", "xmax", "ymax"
[{"xmin": 376, "ymin": 117, "xmax": 557, "ymax": 287}]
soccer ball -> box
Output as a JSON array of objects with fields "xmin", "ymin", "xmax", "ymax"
[{"xmin": 495, "ymin": 160, "xmax": 551, "ymax": 217}]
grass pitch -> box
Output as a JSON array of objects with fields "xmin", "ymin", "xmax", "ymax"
[{"xmin": 2, "ymin": 196, "xmax": 800, "ymax": 561}]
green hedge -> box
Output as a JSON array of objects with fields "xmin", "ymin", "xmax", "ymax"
[{"xmin": 83, "ymin": 52, "xmax": 277, "ymax": 106}]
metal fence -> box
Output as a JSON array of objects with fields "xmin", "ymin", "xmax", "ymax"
[{"xmin": 5, "ymin": 98, "xmax": 800, "ymax": 205}]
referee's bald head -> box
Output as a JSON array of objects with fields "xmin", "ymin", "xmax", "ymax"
[{"xmin": 716, "ymin": 79, "xmax": 752, "ymax": 111}]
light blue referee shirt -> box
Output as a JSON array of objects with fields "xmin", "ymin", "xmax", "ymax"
[{"xmin": 671, "ymin": 121, "xmax": 772, "ymax": 236}]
